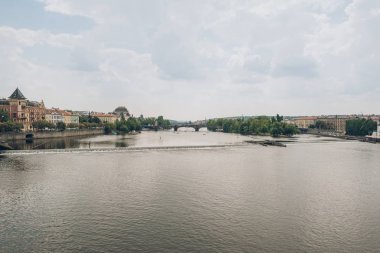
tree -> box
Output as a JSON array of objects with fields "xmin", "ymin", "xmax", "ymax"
[
  {"xmin": 239, "ymin": 121, "xmax": 250, "ymax": 135},
  {"xmin": 346, "ymin": 119, "xmax": 377, "ymax": 136},
  {"xmin": 0, "ymin": 122, "xmax": 23, "ymax": 132},
  {"xmin": 206, "ymin": 119, "xmax": 218, "ymax": 131},
  {"xmin": 67, "ymin": 123, "xmax": 78, "ymax": 129},
  {"xmin": 270, "ymin": 122, "xmax": 283, "ymax": 137},
  {"xmin": 206, "ymin": 114, "xmax": 298, "ymax": 137},
  {"xmin": 157, "ymin": 116, "xmax": 164, "ymax": 127},
  {"xmin": 80, "ymin": 115, "xmax": 102, "ymax": 124},
  {"xmin": 92, "ymin": 117, "xmax": 101, "ymax": 124},
  {"xmin": 0, "ymin": 110, "xmax": 9, "ymax": 122},
  {"xmin": 283, "ymin": 124, "xmax": 299, "ymax": 136},
  {"xmin": 104, "ymin": 123, "xmax": 115, "ymax": 134},
  {"xmin": 32, "ymin": 120, "xmax": 54, "ymax": 130},
  {"xmin": 56, "ymin": 121, "xmax": 66, "ymax": 131},
  {"xmin": 120, "ymin": 113, "xmax": 126, "ymax": 122}
]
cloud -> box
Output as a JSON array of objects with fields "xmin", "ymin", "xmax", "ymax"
[{"xmin": 0, "ymin": 0, "xmax": 379, "ymax": 119}]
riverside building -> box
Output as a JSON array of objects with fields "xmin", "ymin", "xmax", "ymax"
[
  {"xmin": 0, "ymin": 88, "xmax": 46, "ymax": 131},
  {"xmin": 1, "ymin": 88, "xmax": 80, "ymax": 131},
  {"xmin": 316, "ymin": 116, "xmax": 350, "ymax": 135},
  {"xmin": 293, "ymin": 116, "xmax": 317, "ymax": 129}
]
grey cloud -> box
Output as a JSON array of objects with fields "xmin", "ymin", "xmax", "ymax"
[
  {"xmin": 1, "ymin": 0, "xmax": 380, "ymax": 119},
  {"xmin": 271, "ymin": 56, "xmax": 318, "ymax": 78}
]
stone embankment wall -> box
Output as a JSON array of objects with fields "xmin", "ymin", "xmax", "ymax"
[{"xmin": 0, "ymin": 129, "xmax": 104, "ymax": 141}]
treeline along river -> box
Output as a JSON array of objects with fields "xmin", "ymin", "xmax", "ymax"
[{"xmin": 1, "ymin": 131, "xmax": 380, "ymax": 252}]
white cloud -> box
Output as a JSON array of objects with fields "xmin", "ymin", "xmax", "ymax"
[{"xmin": 0, "ymin": 0, "xmax": 379, "ymax": 119}]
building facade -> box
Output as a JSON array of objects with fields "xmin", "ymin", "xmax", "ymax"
[
  {"xmin": 293, "ymin": 116, "xmax": 317, "ymax": 129},
  {"xmin": 45, "ymin": 109, "xmax": 64, "ymax": 125},
  {"xmin": 0, "ymin": 88, "xmax": 46, "ymax": 131},
  {"xmin": 63, "ymin": 111, "xmax": 79, "ymax": 126},
  {"xmin": 92, "ymin": 113, "xmax": 117, "ymax": 124},
  {"xmin": 317, "ymin": 116, "xmax": 349, "ymax": 134}
]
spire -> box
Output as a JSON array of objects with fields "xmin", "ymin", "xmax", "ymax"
[{"xmin": 9, "ymin": 88, "xmax": 26, "ymax": 100}]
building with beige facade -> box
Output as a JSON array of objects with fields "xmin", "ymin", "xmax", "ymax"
[
  {"xmin": 317, "ymin": 116, "xmax": 349, "ymax": 134},
  {"xmin": 45, "ymin": 109, "xmax": 64, "ymax": 125},
  {"xmin": 293, "ymin": 116, "xmax": 317, "ymax": 129},
  {"xmin": 92, "ymin": 113, "xmax": 117, "ymax": 124},
  {"xmin": 62, "ymin": 111, "xmax": 79, "ymax": 125}
]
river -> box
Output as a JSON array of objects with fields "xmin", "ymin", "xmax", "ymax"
[{"xmin": 1, "ymin": 131, "xmax": 380, "ymax": 252}]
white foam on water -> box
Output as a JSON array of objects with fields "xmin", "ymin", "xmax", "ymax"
[{"xmin": 1, "ymin": 144, "xmax": 247, "ymax": 156}]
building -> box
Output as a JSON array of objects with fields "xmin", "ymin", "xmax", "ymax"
[
  {"xmin": 91, "ymin": 113, "xmax": 117, "ymax": 124},
  {"xmin": 113, "ymin": 106, "xmax": 130, "ymax": 119},
  {"xmin": 317, "ymin": 116, "xmax": 350, "ymax": 134},
  {"xmin": 72, "ymin": 111, "xmax": 90, "ymax": 116},
  {"xmin": 0, "ymin": 88, "xmax": 46, "ymax": 131},
  {"xmin": 62, "ymin": 111, "xmax": 79, "ymax": 126},
  {"xmin": 370, "ymin": 121, "xmax": 380, "ymax": 138},
  {"xmin": 45, "ymin": 108, "xmax": 64, "ymax": 125},
  {"xmin": 293, "ymin": 116, "xmax": 317, "ymax": 129}
]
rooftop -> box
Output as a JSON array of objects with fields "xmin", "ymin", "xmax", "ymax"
[{"xmin": 9, "ymin": 88, "xmax": 26, "ymax": 100}]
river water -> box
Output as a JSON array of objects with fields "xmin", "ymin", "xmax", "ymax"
[{"xmin": 1, "ymin": 131, "xmax": 380, "ymax": 252}]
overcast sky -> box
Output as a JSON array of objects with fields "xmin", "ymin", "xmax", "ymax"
[{"xmin": 0, "ymin": 0, "xmax": 379, "ymax": 120}]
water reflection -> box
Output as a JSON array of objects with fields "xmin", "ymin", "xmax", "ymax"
[
  {"xmin": 8, "ymin": 136, "xmax": 81, "ymax": 150},
  {"xmin": 4, "ymin": 130, "xmax": 360, "ymax": 151},
  {"xmin": 1, "ymin": 140, "xmax": 380, "ymax": 252},
  {"xmin": 6, "ymin": 130, "xmax": 253, "ymax": 150}
]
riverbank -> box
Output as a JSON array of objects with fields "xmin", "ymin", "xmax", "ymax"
[
  {"xmin": 0, "ymin": 128, "xmax": 104, "ymax": 142},
  {"xmin": 306, "ymin": 129, "xmax": 379, "ymax": 143}
]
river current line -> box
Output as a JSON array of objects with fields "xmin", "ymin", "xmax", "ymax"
[{"xmin": 0, "ymin": 143, "xmax": 248, "ymax": 156}]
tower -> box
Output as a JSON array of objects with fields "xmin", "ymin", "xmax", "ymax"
[{"xmin": 8, "ymin": 88, "xmax": 27, "ymax": 128}]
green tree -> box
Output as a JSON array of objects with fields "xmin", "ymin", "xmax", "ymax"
[
  {"xmin": 0, "ymin": 122, "xmax": 23, "ymax": 132},
  {"xmin": 80, "ymin": 115, "xmax": 102, "ymax": 124},
  {"xmin": 120, "ymin": 113, "xmax": 126, "ymax": 122},
  {"xmin": 103, "ymin": 123, "xmax": 115, "ymax": 134},
  {"xmin": 283, "ymin": 124, "xmax": 299, "ymax": 136},
  {"xmin": 207, "ymin": 114, "xmax": 297, "ymax": 137},
  {"xmin": 67, "ymin": 123, "xmax": 78, "ymax": 129},
  {"xmin": 0, "ymin": 110, "xmax": 9, "ymax": 122},
  {"xmin": 157, "ymin": 116, "xmax": 164, "ymax": 127},
  {"xmin": 56, "ymin": 121, "xmax": 66, "ymax": 131},
  {"xmin": 32, "ymin": 120, "xmax": 55, "ymax": 130},
  {"xmin": 91, "ymin": 117, "xmax": 101, "ymax": 124},
  {"xmin": 270, "ymin": 122, "xmax": 283, "ymax": 137},
  {"xmin": 346, "ymin": 119, "xmax": 377, "ymax": 136}
]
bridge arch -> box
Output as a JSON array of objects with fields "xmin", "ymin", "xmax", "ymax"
[{"xmin": 173, "ymin": 124, "xmax": 206, "ymax": 132}]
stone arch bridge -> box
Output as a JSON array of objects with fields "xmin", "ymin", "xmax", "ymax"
[{"xmin": 173, "ymin": 122, "xmax": 207, "ymax": 132}]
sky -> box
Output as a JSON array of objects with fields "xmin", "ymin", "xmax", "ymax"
[{"xmin": 0, "ymin": 0, "xmax": 379, "ymax": 120}]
